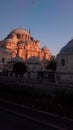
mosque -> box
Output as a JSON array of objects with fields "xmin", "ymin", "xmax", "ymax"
[
  {"xmin": 0, "ymin": 28, "xmax": 52, "ymax": 72},
  {"xmin": 1, "ymin": 27, "xmax": 73, "ymax": 83}
]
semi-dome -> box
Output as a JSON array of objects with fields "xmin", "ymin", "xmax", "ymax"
[
  {"xmin": 60, "ymin": 39, "xmax": 73, "ymax": 54},
  {"xmin": 4, "ymin": 38, "xmax": 15, "ymax": 43},
  {"xmin": 10, "ymin": 28, "xmax": 30, "ymax": 36}
]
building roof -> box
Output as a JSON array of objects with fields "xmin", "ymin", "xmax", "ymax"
[
  {"xmin": 60, "ymin": 39, "xmax": 73, "ymax": 54},
  {"xmin": 11, "ymin": 55, "xmax": 24, "ymax": 63},
  {"xmin": 0, "ymin": 46, "xmax": 11, "ymax": 54},
  {"xmin": 26, "ymin": 56, "xmax": 41, "ymax": 64}
]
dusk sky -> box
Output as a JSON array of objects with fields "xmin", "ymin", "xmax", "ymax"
[{"xmin": 0, "ymin": 0, "xmax": 73, "ymax": 56}]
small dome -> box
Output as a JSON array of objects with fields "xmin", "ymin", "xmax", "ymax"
[
  {"xmin": 0, "ymin": 46, "xmax": 11, "ymax": 54},
  {"xmin": 26, "ymin": 56, "xmax": 41, "ymax": 64},
  {"xmin": 42, "ymin": 46, "xmax": 49, "ymax": 51},
  {"xmin": 60, "ymin": 39, "xmax": 73, "ymax": 54},
  {"xmin": 35, "ymin": 40, "xmax": 40, "ymax": 43},
  {"xmin": 35, "ymin": 40, "xmax": 40, "ymax": 46},
  {"xmin": 11, "ymin": 55, "xmax": 24, "ymax": 63}
]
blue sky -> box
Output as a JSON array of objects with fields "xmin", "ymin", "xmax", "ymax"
[{"xmin": 0, "ymin": 0, "xmax": 73, "ymax": 56}]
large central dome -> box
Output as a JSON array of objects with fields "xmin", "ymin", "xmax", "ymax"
[
  {"xmin": 6, "ymin": 28, "xmax": 31, "ymax": 43},
  {"xmin": 60, "ymin": 39, "xmax": 73, "ymax": 54},
  {"xmin": 10, "ymin": 28, "xmax": 30, "ymax": 36}
]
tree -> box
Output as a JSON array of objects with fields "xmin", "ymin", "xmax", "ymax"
[
  {"xmin": 46, "ymin": 56, "xmax": 56, "ymax": 71},
  {"xmin": 13, "ymin": 62, "xmax": 26, "ymax": 76}
]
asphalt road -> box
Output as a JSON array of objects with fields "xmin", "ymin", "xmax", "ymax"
[
  {"xmin": 0, "ymin": 99, "xmax": 73, "ymax": 130},
  {"xmin": 0, "ymin": 109, "xmax": 59, "ymax": 130}
]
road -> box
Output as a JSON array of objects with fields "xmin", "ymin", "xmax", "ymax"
[
  {"xmin": 0, "ymin": 100, "xmax": 73, "ymax": 130},
  {"xmin": 0, "ymin": 108, "xmax": 62, "ymax": 130}
]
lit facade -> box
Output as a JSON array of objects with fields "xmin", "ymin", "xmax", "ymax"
[{"xmin": 1, "ymin": 28, "xmax": 52, "ymax": 61}]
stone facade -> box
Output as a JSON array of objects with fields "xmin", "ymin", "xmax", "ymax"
[
  {"xmin": 0, "ymin": 46, "xmax": 11, "ymax": 64},
  {"xmin": 57, "ymin": 39, "xmax": 73, "ymax": 83},
  {"xmin": 57, "ymin": 54, "xmax": 73, "ymax": 73},
  {"xmin": 0, "ymin": 46, "xmax": 11, "ymax": 71},
  {"xmin": 1, "ymin": 28, "xmax": 52, "ymax": 61}
]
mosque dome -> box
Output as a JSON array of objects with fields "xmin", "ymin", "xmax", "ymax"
[
  {"xmin": 60, "ymin": 39, "xmax": 73, "ymax": 54},
  {"xmin": 41, "ymin": 46, "xmax": 50, "ymax": 52},
  {"xmin": 11, "ymin": 55, "xmax": 24, "ymax": 63},
  {"xmin": 26, "ymin": 56, "xmax": 41, "ymax": 64},
  {"xmin": 9, "ymin": 28, "xmax": 30, "ymax": 36}
]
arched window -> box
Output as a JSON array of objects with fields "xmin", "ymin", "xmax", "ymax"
[
  {"xmin": 2, "ymin": 57, "xmax": 5, "ymax": 63},
  {"xmin": 61, "ymin": 59, "xmax": 65, "ymax": 66}
]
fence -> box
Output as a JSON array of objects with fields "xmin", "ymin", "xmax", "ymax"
[{"xmin": 0, "ymin": 70, "xmax": 73, "ymax": 85}]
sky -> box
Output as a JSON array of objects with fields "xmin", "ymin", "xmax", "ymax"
[{"xmin": 0, "ymin": 0, "xmax": 73, "ymax": 56}]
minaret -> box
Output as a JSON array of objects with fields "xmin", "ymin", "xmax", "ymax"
[{"xmin": 29, "ymin": 27, "xmax": 31, "ymax": 34}]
